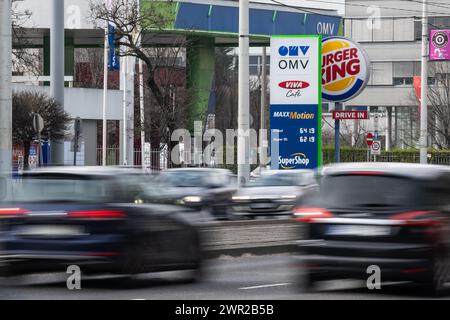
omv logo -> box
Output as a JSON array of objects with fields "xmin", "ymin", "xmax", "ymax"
[{"xmin": 278, "ymin": 46, "xmax": 310, "ymax": 57}]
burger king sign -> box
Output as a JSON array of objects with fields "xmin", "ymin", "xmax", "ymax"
[{"xmin": 322, "ymin": 37, "xmax": 370, "ymax": 102}]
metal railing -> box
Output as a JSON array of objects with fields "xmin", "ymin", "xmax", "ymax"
[{"xmin": 96, "ymin": 146, "xmax": 170, "ymax": 170}]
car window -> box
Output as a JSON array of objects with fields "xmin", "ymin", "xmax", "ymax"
[
  {"xmin": 249, "ymin": 174, "xmax": 301, "ymax": 187},
  {"xmin": 3, "ymin": 175, "xmax": 111, "ymax": 203},
  {"xmin": 319, "ymin": 175, "xmax": 421, "ymax": 209}
]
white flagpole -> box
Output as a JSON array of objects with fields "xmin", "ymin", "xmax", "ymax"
[
  {"xmin": 121, "ymin": 0, "xmax": 129, "ymax": 166},
  {"xmin": 102, "ymin": 12, "xmax": 108, "ymax": 166}
]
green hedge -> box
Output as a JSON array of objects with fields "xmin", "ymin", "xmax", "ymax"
[{"xmin": 323, "ymin": 146, "xmax": 450, "ymax": 165}]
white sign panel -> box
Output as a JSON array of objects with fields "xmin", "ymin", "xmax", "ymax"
[
  {"xmin": 270, "ymin": 37, "xmax": 320, "ymax": 105},
  {"xmin": 370, "ymin": 140, "xmax": 381, "ymax": 156}
]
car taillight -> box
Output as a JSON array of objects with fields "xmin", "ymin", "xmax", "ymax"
[
  {"xmin": 293, "ymin": 208, "xmax": 333, "ymax": 223},
  {"xmin": 390, "ymin": 211, "xmax": 440, "ymax": 227},
  {"xmin": 0, "ymin": 208, "xmax": 28, "ymax": 218},
  {"xmin": 67, "ymin": 209, "xmax": 127, "ymax": 219}
]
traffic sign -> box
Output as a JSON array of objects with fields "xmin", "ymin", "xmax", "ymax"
[
  {"xmin": 366, "ymin": 132, "xmax": 374, "ymax": 146},
  {"xmin": 32, "ymin": 113, "xmax": 44, "ymax": 133},
  {"xmin": 371, "ymin": 140, "xmax": 381, "ymax": 155}
]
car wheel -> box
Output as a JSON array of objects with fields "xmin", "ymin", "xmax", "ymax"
[
  {"xmin": 298, "ymin": 270, "xmax": 319, "ymax": 292},
  {"xmin": 184, "ymin": 235, "xmax": 205, "ymax": 283},
  {"xmin": 423, "ymin": 253, "xmax": 450, "ymax": 296},
  {"xmin": 122, "ymin": 233, "xmax": 159, "ymax": 274}
]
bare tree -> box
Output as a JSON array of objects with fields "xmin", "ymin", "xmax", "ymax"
[
  {"xmin": 11, "ymin": 0, "xmax": 41, "ymax": 75},
  {"xmin": 74, "ymin": 47, "xmax": 120, "ymax": 89},
  {"xmin": 427, "ymin": 61, "xmax": 450, "ymax": 149},
  {"xmin": 12, "ymin": 91, "xmax": 71, "ymax": 169},
  {"xmin": 89, "ymin": 0, "xmax": 192, "ymax": 162},
  {"xmin": 89, "ymin": 0, "xmax": 184, "ymax": 108}
]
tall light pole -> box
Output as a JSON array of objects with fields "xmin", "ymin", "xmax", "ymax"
[
  {"xmin": 420, "ymin": 0, "xmax": 428, "ymax": 164},
  {"xmin": 238, "ymin": 0, "xmax": 250, "ymax": 187},
  {"xmin": 50, "ymin": 0, "xmax": 65, "ymax": 165},
  {"xmin": 0, "ymin": 0, "xmax": 12, "ymax": 174}
]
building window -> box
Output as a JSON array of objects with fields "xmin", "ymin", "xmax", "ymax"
[
  {"xmin": 393, "ymin": 77, "xmax": 413, "ymax": 86},
  {"xmin": 370, "ymin": 62, "xmax": 393, "ymax": 85}
]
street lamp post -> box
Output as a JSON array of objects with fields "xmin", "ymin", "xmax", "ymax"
[
  {"xmin": 50, "ymin": 0, "xmax": 65, "ymax": 165},
  {"xmin": 237, "ymin": 0, "xmax": 250, "ymax": 187},
  {"xmin": 0, "ymin": 0, "xmax": 12, "ymax": 174},
  {"xmin": 420, "ymin": 0, "xmax": 428, "ymax": 164}
]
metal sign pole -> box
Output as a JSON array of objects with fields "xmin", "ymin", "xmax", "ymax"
[{"xmin": 334, "ymin": 102, "xmax": 341, "ymax": 163}]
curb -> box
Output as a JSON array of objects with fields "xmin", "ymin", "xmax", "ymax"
[{"xmin": 206, "ymin": 241, "xmax": 298, "ymax": 258}]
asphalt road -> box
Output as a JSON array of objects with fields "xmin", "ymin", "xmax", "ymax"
[{"xmin": 0, "ymin": 253, "xmax": 449, "ymax": 300}]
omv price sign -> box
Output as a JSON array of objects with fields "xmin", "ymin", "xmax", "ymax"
[
  {"xmin": 270, "ymin": 105, "xmax": 319, "ymax": 170},
  {"xmin": 270, "ymin": 35, "xmax": 322, "ymax": 170}
]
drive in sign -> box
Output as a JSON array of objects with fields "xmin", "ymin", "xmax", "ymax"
[
  {"xmin": 270, "ymin": 35, "xmax": 322, "ymax": 170},
  {"xmin": 332, "ymin": 110, "xmax": 368, "ymax": 120}
]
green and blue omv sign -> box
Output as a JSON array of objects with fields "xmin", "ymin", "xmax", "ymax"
[{"xmin": 270, "ymin": 35, "xmax": 322, "ymax": 170}]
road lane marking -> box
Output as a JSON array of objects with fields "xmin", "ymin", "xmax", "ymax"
[{"xmin": 239, "ymin": 283, "xmax": 291, "ymax": 290}]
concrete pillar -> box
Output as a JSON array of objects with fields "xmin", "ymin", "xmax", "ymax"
[
  {"xmin": 119, "ymin": 56, "xmax": 135, "ymax": 166},
  {"xmin": 385, "ymin": 107, "xmax": 392, "ymax": 151},
  {"xmin": 82, "ymin": 120, "xmax": 97, "ymax": 166},
  {"xmin": 50, "ymin": 0, "xmax": 65, "ymax": 165},
  {"xmin": 394, "ymin": 106, "xmax": 398, "ymax": 148},
  {"xmin": 186, "ymin": 37, "xmax": 215, "ymax": 132},
  {"xmin": 0, "ymin": 0, "xmax": 12, "ymax": 174}
]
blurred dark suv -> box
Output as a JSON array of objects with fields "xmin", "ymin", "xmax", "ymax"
[{"xmin": 295, "ymin": 163, "xmax": 450, "ymax": 295}]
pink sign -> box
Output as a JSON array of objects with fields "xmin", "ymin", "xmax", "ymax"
[{"xmin": 430, "ymin": 30, "xmax": 450, "ymax": 61}]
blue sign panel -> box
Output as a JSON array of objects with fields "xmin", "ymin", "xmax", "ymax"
[
  {"xmin": 175, "ymin": 3, "xmax": 341, "ymax": 37},
  {"xmin": 270, "ymin": 105, "xmax": 319, "ymax": 170}
]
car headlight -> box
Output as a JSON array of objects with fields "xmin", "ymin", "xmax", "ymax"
[
  {"xmin": 232, "ymin": 195, "xmax": 251, "ymax": 201},
  {"xmin": 277, "ymin": 195, "xmax": 297, "ymax": 201},
  {"xmin": 181, "ymin": 196, "xmax": 202, "ymax": 203}
]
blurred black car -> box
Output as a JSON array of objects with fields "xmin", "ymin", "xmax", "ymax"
[
  {"xmin": 231, "ymin": 170, "xmax": 318, "ymax": 219},
  {"xmin": 137, "ymin": 168, "xmax": 236, "ymax": 220},
  {"xmin": 295, "ymin": 163, "xmax": 450, "ymax": 295},
  {"xmin": 0, "ymin": 167, "xmax": 207, "ymax": 280}
]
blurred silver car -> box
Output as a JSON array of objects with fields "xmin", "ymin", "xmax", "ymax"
[{"xmin": 230, "ymin": 170, "xmax": 318, "ymax": 219}]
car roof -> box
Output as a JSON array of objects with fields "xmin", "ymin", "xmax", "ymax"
[
  {"xmin": 163, "ymin": 168, "xmax": 231, "ymax": 174},
  {"xmin": 23, "ymin": 166, "xmax": 145, "ymax": 177},
  {"xmin": 322, "ymin": 162, "xmax": 450, "ymax": 180},
  {"xmin": 260, "ymin": 169, "xmax": 315, "ymax": 176}
]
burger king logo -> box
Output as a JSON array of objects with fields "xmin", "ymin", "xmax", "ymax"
[{"xmin": 322, "ymin": 37, "xmax": 370, "ymax": 102}]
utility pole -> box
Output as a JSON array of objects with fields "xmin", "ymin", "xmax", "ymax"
[
  {"xmin": 50, "ymin": 0, "xmax": 65, "ymax": 165},
  {"xmin": 420, "ymin": 0, "xmax": 428, "ymax": 164},
  {"xmin": 0, "ymin": 0, "xmax": 12, "ymax": 174},
  {"xmin": 238, "ymin": 0, "xmax": 250, "ymax": 187}
]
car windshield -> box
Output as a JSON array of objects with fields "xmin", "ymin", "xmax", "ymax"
[
  {"xmin": 3, "ymin": 176, "xmax": 110, "ymax": 203},
  {"xmin": 248, "ymin": 174, "xmax": 300, "ymax": 187},
  {"xmin": 320, "ymin": 175, "xmax": 420, "ymax": 209},
  {"xmin": 159, "ymin": 171, "xmax": 212, "ymax": 188}
]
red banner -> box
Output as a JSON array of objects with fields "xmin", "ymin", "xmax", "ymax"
[
  {"xmin": 413, "ymin": 76, "xmax": 421, "ymax": 114},
  {"xmin": 332, "ymin": 110, "xmax": 369, "ymax": 120}
]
